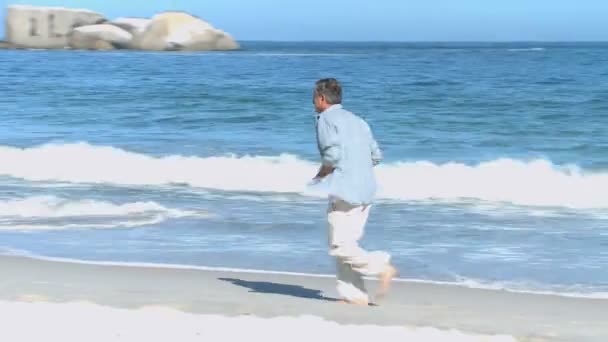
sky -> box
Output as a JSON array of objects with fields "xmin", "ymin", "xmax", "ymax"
[{"xmin": 1, "ymin": 0, "xmax": 607, "ymax": 41}]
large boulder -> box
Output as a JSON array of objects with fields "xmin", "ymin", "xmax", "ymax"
[
  {"xmin": 132, "ymin": 12, "xmax": 239, "ymax": 51},
  {"xmin": 5, "ymin": 5, "xmax": 106, "ymax": 49},
  {"xmin": 68, "ymin": 24, "xmax": 132, "ymax": 50},
  {"xmin": 110, "ymin": 17, "xmax": 151, "ymax": 35}
]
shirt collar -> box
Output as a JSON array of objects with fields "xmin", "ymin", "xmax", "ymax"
[
  {"xmin": 324, "ymin": 104, "xmax": 343, "ymax": 113},
  {"xmin": 316, "ymin": 104, "xmax": 342, "ymax": 118}
]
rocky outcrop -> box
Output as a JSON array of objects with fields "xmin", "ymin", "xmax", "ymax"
[
  {"xmin": 68, "ymin": 24, "xmax": 132, "ymax": 50},
  {"xmin": 132, "ymin": 12, "xmax": 239, "ymax": 51},
  {"xmin": 110, "ymin": 17, "xmax": 151, "ymax": 35},
  {"xmin": 5, "ymin": 5, "xmax": 106, "ymax": 49},
  {"xmin": 4, "ymin": 5, "xmax": 239, "ymax": 51}
]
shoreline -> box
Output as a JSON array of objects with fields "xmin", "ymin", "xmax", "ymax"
[
  {"xmin": 1, "ymin": 255, "xmax": 607, "ymax": 341},
  {"xmin": 4, "ymin": 250, "xmax": 607, "ymax": 300}
]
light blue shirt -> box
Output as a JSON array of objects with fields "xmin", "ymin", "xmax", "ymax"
[{"xmin": 315, "ymin": 104, "xmax": 382, "ymax": 205}]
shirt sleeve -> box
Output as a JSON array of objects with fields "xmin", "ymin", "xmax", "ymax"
[
  {"xmin": 316, "ymin": 115, "xmax": 341, "ymax": 167},
  {"xmin": 366, "ymin": 122, "xmax": 383, "ymax": 166}
]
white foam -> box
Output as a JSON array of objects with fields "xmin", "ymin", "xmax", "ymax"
[
  {"xmin": 1, "ymin": 143, "xmax": 607, "ymax": 209},
  {"xmin": 0, "ymin": 301, "xmax": 516, "ymax": 342},
  {"xmin": 0, "ymin": 143, "xmax": 315, "ymax": 193},
  {"xmin": 447, "ymin": 276, "xmax": 608, "ymax": 300},
  {"xmin": 0, "ymin": 195, "xmax": 208, "ymax": 230},
  {"xmin": 379, "ymin": 158, "xmax": 607, "ymax": 209}
]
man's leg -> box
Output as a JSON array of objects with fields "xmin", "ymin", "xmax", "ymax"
[
  {"xmin": 328, "ymin": 199, "xmax": 397, "ymax": 300},
  {"xmin": 328, "ymin": 198, "xmax": 369, "ymax": 304},
  {"xmin": 335, "ymin": 257, "xmax": 368, "ymax": 305}
]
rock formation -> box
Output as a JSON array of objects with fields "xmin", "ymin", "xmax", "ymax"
[
  {"xmin": 4, "ymin": 5, "xmax": 239, "ymax": 51},
  {"xmin": 131, "ymin": 12, "xmax": 239, "ymax": 51},
  {"xmin": 110, "ymin": 17, "xmax": 151, "ymax": 36},
  {"xmin": 5, "ymin": 5, "xmax": 106, "ymax": 49},
  {"xmin": 68, "ymin": 24, "xmax": 132, "ymax": 50}
]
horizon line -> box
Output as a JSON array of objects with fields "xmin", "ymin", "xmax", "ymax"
[
  {"xmin": 0, "ymin": 36, "xmax": 608, "ymax": 44},
  {"xmin": 2, "ymin": 38, "xmax": 608, "ymax": 44}
]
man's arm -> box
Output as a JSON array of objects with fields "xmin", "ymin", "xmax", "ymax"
[
  {"xmin": 313, "ymin": 116, "xmax": 341, "ymax": 180},
  {"xmin": 314, "ymin": 164, "xmax": 335, "ymax": 180},
  {"xmin": 366, "ymin": 122, "xmax": 383, "ymax": 166}
]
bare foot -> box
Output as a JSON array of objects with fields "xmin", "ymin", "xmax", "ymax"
[
  {"xmin": 376, "ymin": 264, "xmax": 398, "ymax": 299},
  {"xmin": 338, "ymin": 298, "xmax": 369, "ymax": 306}
]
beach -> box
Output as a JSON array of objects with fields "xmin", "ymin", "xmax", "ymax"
[
  {"xmin": 1, "ymin": 43, "xmax": 607, "ymax": 341},
  {"xmin": 1, "ymin": 255, "xmax": 606, "ymax": 342}
]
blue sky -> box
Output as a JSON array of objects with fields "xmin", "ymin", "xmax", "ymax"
[{"xmin": 1, "ymin": 0, "xmax": 606, "ymax": 41}]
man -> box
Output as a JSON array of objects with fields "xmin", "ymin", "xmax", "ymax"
[{"xmin": 312, "ymin": 78, "xmax": 397, "ymax": 305}]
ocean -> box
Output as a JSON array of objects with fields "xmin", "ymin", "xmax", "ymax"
[{"xmin": 0, "ymin": 42, "xmax": 607, "ymax": 298}]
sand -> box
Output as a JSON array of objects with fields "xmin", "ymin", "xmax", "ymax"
[{"xmin": 1, "ymin": 255, "xmax": 606, "ymax": 341}]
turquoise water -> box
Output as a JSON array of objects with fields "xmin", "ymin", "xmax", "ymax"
[{"xmin": 0, "ymin": 42, "xmax": 607, "ymax": 296}]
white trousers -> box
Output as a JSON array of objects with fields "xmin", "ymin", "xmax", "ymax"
[{"xmin": 327, "ymin": 198, "xmax": 391, "ymax": 302}]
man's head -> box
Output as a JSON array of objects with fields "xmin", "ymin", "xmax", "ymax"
[{"xmin": 313, "ymin": 78, "xmax": 342, "ymax": 113}]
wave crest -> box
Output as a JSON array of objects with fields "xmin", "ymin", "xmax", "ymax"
[
  {"xmin": 0, "ymin": 195, "xmax": 207, "ymax": 230},
  {"xmin": 1, "ymin": 143, "xmax": 606, "ymax": 209}
]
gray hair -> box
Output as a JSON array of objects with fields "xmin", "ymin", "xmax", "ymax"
[{"xmin": 314, "ymin": 78, "xmax": 342, "ymax": 105}]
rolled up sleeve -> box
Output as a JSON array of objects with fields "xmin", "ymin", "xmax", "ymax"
[
  {"xmin": 366, "ymin": 123, "xmax": 382, "ymax": 165},
  {"xmin": 370, "ymin": 137, "xmax": 383, "ymax": 166},
  {"xmin": 316, "ymin": 116, "xmax": 341, "ymax": 167}
]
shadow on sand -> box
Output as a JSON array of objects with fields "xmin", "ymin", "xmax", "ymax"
[{"xmin": 218, "ymin": 277, "xmax": 339, "ymax": 302}]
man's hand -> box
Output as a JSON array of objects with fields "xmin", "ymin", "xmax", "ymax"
[{"xmin": 313, "ymin": 164, "xmax": 335, "ymax": 181}]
